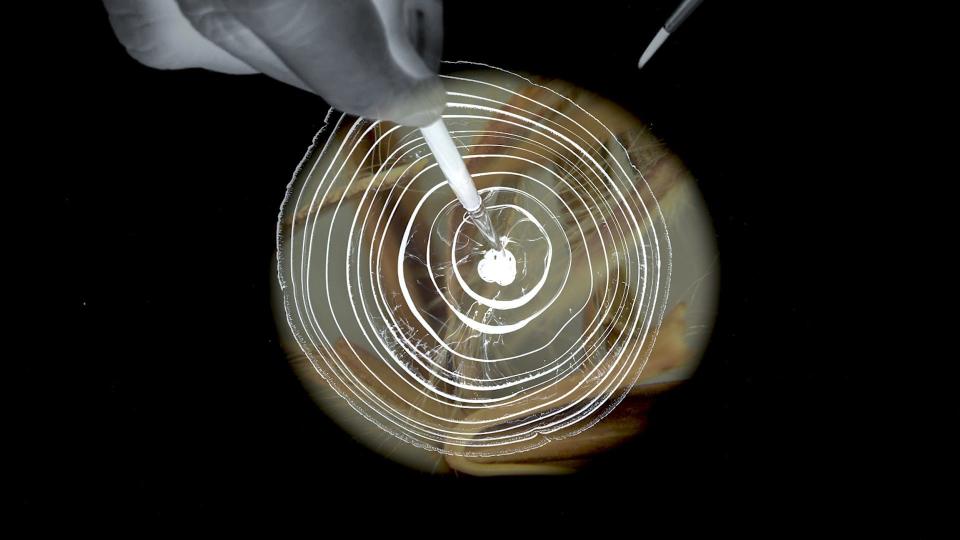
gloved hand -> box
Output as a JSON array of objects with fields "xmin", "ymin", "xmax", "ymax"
[{"xmin": 103, "ymin": 0, "xmax": 446, "ymax": 126}]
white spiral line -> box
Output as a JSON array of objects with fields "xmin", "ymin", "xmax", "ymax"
[
  {"xmin": 310, "ymin": 116, "xmax": 636, "ymax": 436},
  {"xmin": 278, "ymin": 65, "xmax": 671, "ymax": 454},
  {"xmin": 371, "ymin": 145, "xmax": 628, "ymax": 398}
]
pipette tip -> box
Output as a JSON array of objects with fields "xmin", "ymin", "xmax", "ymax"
[
  {"xmin": 467, "ymin": 204, "xmax": 502, "ymax": 251},
  {"xmin": 638, "ymin": 27, "xmax": 670, "ymax": 70}
]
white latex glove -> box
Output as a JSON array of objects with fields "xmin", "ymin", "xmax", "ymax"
[{"xmin": 103, "ymin": 0, "xmax": 446, "ymax": 126}]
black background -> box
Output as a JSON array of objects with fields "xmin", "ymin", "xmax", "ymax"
[{"xmin": 30, "ymin": 0, "xmax": 882, "ymax": 524}]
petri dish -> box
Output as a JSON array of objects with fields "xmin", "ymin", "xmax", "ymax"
[{"xmin": 272, "ymin": 65, "xmax": 717, "ymax": 474}]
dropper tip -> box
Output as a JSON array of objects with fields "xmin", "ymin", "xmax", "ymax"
[
  {"xmin": 638, "ymin": 27, "xmax": 670, "ymax": 70},
  {"xmin": 467, "ymin": 204, "xmax": 501, "ymax": 251}
]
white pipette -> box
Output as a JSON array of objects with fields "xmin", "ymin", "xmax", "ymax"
[{"xmin": 420, "ymin": 118, "xmax": 501, "ymax": 250}]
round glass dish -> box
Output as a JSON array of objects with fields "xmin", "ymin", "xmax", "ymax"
[{"xmin": 273, "ymin": 65, "xmax": 717, "ymax": 474}]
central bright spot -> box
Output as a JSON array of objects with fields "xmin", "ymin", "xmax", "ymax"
[{"xmin": 477, "ymin": 246, "xmax": 516, "ymax": 286}]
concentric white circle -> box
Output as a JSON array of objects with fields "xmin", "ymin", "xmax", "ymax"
[{"xmin": 277, "ymin": 64, "xmax": 672, "ymax": 456}]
